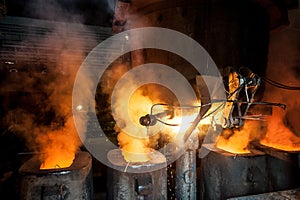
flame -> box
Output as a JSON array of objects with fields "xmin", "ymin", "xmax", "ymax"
[
  {"xmin": 216, "ymin": 126, "xmax": 250, "ymax": 154},
  {"xmin": 258, "ymin": 27, "xmax": 300, "ymax": 152},
  {"xmin": 216, "ymin": 120, "xmax": 266, "ymax": 154},
  {"xmin": 40, "ymin": 150, "xmax": 75, "ymax": 169},
  {"xmin": 161, "ymin": 104, "xmax": 200, "ymax": 144},
  {"xmin": 155, "ymin": 101, "xmax": 225, "ymax": 146},
  {"xmin": 116, "ymin": 88, "xmax": 153, "ymax": 162},
  {"xmin": 38, "ymin": 116, "xmax": 80, "ymax": 169},
  {"xmin": 214, "ymin": 68, "xmax": 255, "ymax": 154},
  {"xmin": 115, "ymin": 86, "xmax": 201, "ymax": 162},
  {"xmin": 260, "ymin": 108, "xmax": 300, "ymax": 151},
  {"xmin": 117, "ymin": 131, "xmax": 151, "ymax": 162},
  {"xmin": 215, "ymin": 108, "xmax": 300, "ymax": 154}
]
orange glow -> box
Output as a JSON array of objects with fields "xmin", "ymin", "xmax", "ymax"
[
  {"xmin": 215, "ymin": 68, "xmax": 254, "ymax": 154},
  {"xmin": 216, "ymin": 120, "xmax": 266, "ymax": 154},
  {"xmin": 215, "ymin": 107, "xmax": 300, "ymax": 154},
  {"xmin": 117, "ymin": 131, "xmax": 151, "ymax": 162},
  {"xmin": 216, "ymin": 134, "xmax": 251, "ymax": 154},
  {"xmin": 38, "ymin": 117, "xmax": 80, "ymax": 169},
  {"xmin": 260, "ymin": 108, "xmax": 300, "ymax": 151},
  {"xmin": 40, "ymin": 150, "xmax": 75, "ymax": 169},
  {"xmin": 115, "ymin": 85, "xmax": 201, "ymax": 162},
  {"xmin": 161, "ymin": 105, "xmax": 200, "ymax": 144},
  {"xmin": 116, "ymin": 89, "xmax": 153, "ymax": 162}
]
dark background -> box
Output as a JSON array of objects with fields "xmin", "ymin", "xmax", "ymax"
[
  {"xmin": 0, "ymin": 0, "xmax": 299, "ymax": 199},
  {"xmin": 5, "ymin": 0, "xmax": 114, "ymax": 26}
]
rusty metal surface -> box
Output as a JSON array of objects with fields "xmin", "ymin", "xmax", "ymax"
[
  {"xmin": 175, "ymin": 132, "xmax": 198, "ymax": 200},
  {"xmin": 18, "ymin": 151, "xmax": 93, "ymax": 200},
  {"xmin": 175, "ymin": 149, "xmax": 197, "ymax": 200},
  {"xmin": 106, "ymin": 166, "xmax": 167, "ymax": 200},
  {"xmin": 106, "ymin": 148, "xmax": 168, "ymax": 199},
  {"xmin": 249, "ymin": 141, "xmax": 300, "ymax": 163},
  {"xmin": 227, "ymin": 188, "xmax": 300, "ymax": 200},
  {"xmin": 19, "ymin": 151, "xmax": 92, "ymax": 175},
  {"xmin": 199, "ymin": 147, "xmax": 300, "ymax": 200}
]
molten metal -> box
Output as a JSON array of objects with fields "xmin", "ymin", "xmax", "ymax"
[{"xmin": 40, "ymin": 153, "xmax": 75, "ymax": 170}]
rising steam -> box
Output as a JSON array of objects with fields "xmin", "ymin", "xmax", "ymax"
[
  {"xmin": 1, "ymin": 1, "xmax": 106, "ymax": 168},
  {"xmin": 260, "ymin": 18, "xmax": 300, "ymax": 150},
  {"xmin": 100, "ymin": 62, "xmax": 180, "ymax": 162}
]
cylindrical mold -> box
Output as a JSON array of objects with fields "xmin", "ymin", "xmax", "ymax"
[
  {"xmin": 175, "ymin": 131, "xmax": 198, "ymax": 200},
  {"xmin": 107, "ymin": 167, "xmax": 167, "ymax": 200},
  {"xmin": 107, "ymin": 149, "xmax": 167, "ymax": 200},
  {"xmin": 19, "ymin": 151, "xmax": 93, "ymax": 200},
  {"xmin": 199, "ymin": 147, "xmax": 300, "ymax": 200},
  {"xmin": 175, "ymin": 149, "xmax": 197, "ymax": 200}
]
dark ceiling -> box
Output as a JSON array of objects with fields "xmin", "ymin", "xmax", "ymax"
[
  {"xmin": 4, "ymin": 0, "xmax": 115, "ymax": 26},
  {"xmin": 3, "ymin": 0, "xmax": 299, "ymax": 27}
]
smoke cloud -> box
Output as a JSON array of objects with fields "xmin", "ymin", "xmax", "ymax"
[
  {"xmin": 100, "ymin": 61, "xmax": 180, "ymax": 162},
  {"xmin": 260, "ymin": 10, "xmax": 300, "ymax": 149},
  {"xmin": 1, "ymin": 1, "xmax": 105, "ymax": 167}
]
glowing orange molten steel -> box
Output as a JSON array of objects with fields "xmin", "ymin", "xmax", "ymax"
[
  {"xmin": 116, "ymin": 89, "xmax": 153, "ymax": 162},
  {"xmin": 40, "ymin": 151, "xmax": 75, "ymax": 170},
  {"xmin": 38, "ymin": 117, "xmax": 80, "ymax": 170},
  {"xmin": 116, "ymin": 85, "xmax": 201, "ymax": 162},
  {"xmin": 216, "ymin": 107, "xmax": 300, "ymax": 154},
  {"xmin": 215, "ymin": 121, "xmax": 257, "ymax": 154},
  {"xmin": 260, "ymin": 108, "xmax": 300, "ymax": 152}
]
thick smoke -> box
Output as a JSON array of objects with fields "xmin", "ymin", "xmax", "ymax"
[
  {"xmin": 100, "ymin": 61, "xmax": 180, "ymax": 162},
  {"xmin": 260, "ymin": 9, "xmax": 300, "ymax": 149},
  {"xmin": 1, "ymin": 1, "xmax": 103, "ymax": 166}
]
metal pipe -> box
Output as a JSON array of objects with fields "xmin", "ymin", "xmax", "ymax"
[{"xmin": 139, "ymin": 110, "xmax": 172, "ymax": 127}]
